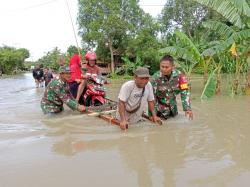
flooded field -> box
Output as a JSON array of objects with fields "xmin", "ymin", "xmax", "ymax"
[{"xmin": 0, "ymin": 73, "xmax": 249, "ymax": 187}]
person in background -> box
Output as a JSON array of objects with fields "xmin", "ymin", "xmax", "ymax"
[
  {"xmin": 32, "ymin": 64, "xmax": 44, "ymax": 88},
  {"xmin": 58, "ymin": 55, "xmax": 65, "ymax": 66},
  {"xmin": 43, "ymin": 67, "xmax": 53, "ymax": 87},
  {"xmin": 41, "ymin": 66, "xmax": 86, "ymax": 114}
]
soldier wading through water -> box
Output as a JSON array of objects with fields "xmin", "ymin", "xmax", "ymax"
[
  {"xmin": 150, "ymin": 55, "xmax": 193, "ymax": 120},
  {"xmin": 41, "ymin": 66, "xmax": 86, "ymax": 114}
]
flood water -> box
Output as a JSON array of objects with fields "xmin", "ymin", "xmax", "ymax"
[{"xmin": 0, "ymin": 73, "xmax": 250, "ymax": 187}]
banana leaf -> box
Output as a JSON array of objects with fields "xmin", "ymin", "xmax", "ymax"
[
  {"xmin": 200, "ymin": 70, "xmax": 217, "ymax": 99},
  {"xmin": 193, "ymin": 0, "xmax": 243, "ymax": 28}
]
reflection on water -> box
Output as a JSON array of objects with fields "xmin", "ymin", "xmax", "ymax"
[{"xmin": 0, "ymin": 73, "xmax": 250, "ymax": 187}]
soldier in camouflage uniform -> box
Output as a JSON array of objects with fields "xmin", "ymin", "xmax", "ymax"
[
  {"xmin": 41, "ymin": 66, "xmax": 86, "ymax": 114},
  {"xmin": 150, "ymin": 55, "xmax": 193, "ymax": 120}
]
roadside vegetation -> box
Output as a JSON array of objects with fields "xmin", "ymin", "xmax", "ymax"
[{"xmin": 1, "ymin": 0, "xmax": 249, "ymax": 96}]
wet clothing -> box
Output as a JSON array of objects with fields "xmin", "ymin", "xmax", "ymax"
[
  {"xmin": 32, "ymin": 68, "xmax": 44, "ymax": 81},
  {"xmin": 43, "ymin": 71, "xmax": 53, "ymax": 87},
  {"xmin": 69, "ymin": 81, "xmax": 80, "ymax": 98},
  {"xmin": 69, "ymin": 54, "xmax": 81, "ymax": 82},
  {"xmin": 41, "ymin": 78, "xmax": 78, "ymax": 114},
  {"xmin": 116, "ymin": 81, "xmax": 154, "ymax": 124},
  {"xmin": 151, "ymin": 69, "xmax": 191, "ymax": 119}
]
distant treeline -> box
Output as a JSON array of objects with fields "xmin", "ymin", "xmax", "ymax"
[{"xmin": 0, "ymin": 46, "xmax": 30, "ymax": 75}]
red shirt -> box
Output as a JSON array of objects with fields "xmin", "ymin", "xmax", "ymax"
[{"xmin": 69, "ymin": 54, "xmax": 81, "ymax": 82}]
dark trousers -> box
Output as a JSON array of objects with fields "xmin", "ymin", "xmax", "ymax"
[{"xmin": 69, "ymin": 81, "xmax": 79, "ymax": 98}]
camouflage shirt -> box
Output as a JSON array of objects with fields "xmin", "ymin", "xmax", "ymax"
[
  {"xmin": 41, "ymin": 78, "xmax": 78, "ymax": 114},
  {"xmin": 150, "ymin": 69, "xmax": 191, "ymax": 119}
]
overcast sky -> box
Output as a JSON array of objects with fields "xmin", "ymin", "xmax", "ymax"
[{"xmin": 0, "ymin": 0, "xmax": 165, "ymax": 61}]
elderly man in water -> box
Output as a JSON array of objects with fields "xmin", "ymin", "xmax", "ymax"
[{"xmin": 41, "ymin": 66, "xmax": 86, "ymax": 114}]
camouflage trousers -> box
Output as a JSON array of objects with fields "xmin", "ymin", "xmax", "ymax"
[
  {"xmin": 156, "ymin": 103, "xmax": 178, "ymax": 119},
  {"xmin": 41, "ymin": 101, "xmax": 64, "ymax": 114}
]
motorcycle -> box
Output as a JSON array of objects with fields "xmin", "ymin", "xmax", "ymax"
[{"xmin": 82, "ymin": 74, "xmax": 106, "ymax": 106}]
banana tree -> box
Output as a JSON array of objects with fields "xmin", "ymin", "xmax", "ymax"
[
  {"xmin": 194, "ymin": 0, "xmax": 250, "ymax": 95},
  {"xmin": 201, "ymin": 23, "xmax": 250, "ymax": 94},
  {"xmin": 201, "ymin": 68, "xmax": 217, "ymax": 99},
  {"xmin": 207, "ymin": 56, "xmax": 222, "ymax": 95},
  {"xmin": 174, "ymin": 60, "xmax": 198, "ymax": 90},
  {"xmin": 203, "ymin": 41, "xmax": 249, "ymax": 95},
  {"xmin": 201, "ymin": 21, "xmax": 250, "ymax": 57},
  {"xmin": 193, "ymin": 0, "xmax": 250, "ymax": 29},
  {"xmin": 121, "ymin": 55, "xmax": 144, "ymax": 76},
  {"xmin": 230, "ymin": 43, "xmax": 250, "ymax": 95}
]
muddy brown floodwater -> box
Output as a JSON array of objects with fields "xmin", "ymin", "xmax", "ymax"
[{"xmin": 0, "ymin": 73, "xmax": 249, "ymax": 187}]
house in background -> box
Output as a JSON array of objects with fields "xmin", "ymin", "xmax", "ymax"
[{"xmin": 97, "ymin": 50, "xmax": 123, "ymax": 75}]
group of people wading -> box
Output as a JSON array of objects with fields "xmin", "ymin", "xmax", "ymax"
[{"xmin": 40, "ymin": 53, "xmax": 193, "ymax": 130}]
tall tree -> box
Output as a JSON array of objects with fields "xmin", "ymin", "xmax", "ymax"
[
  {"xmin": 159, "ymin": 0, "xmax": 208, "ymax": 38},
  {"xmin": 78, "ymin": 0, "xmax": 143, "ymax": 72},
  {"xmin": 67, "ymin": 45, "xmax": 80, "ymax": 57},
  {"xmin": 126, "ymin": 13, "xmax": 161, "ymax": 72},
  {"xmin": 36, "ymin": 47, "xmax": 62, "ymax": 70}
]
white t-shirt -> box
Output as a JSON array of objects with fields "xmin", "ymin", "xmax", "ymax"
[{"xmin": 116, "ymin": 80, "xmax": 154, "ymax": 124}]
